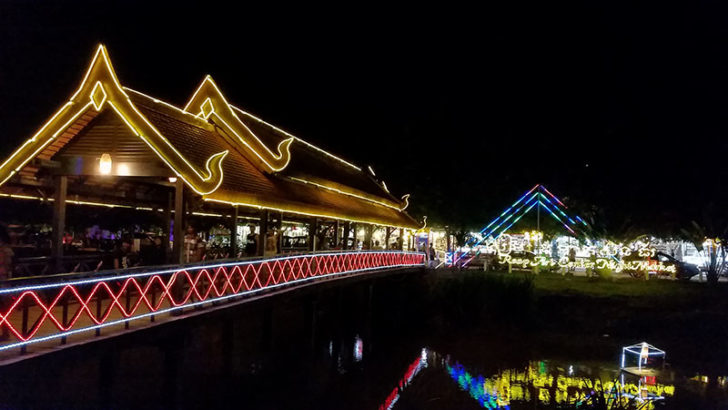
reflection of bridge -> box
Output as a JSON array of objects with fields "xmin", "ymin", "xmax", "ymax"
[{"xmin": 0, "ymin": 250, "xmax": 424, "ymax": 361}]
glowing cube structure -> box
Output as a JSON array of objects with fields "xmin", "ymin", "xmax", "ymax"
[{"xmin": 621, "ymin": 342, "xmax": 666, "ymax": 375}]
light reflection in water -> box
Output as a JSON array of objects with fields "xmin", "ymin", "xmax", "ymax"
[
  {"xmin": 379, "ymin": 349, "xmax": 677, "ymax": 409},
  {"xmin": 378, "ymin": 349, "xmax": 428, "ymax": 410},
  {"xmin": 354, "ymin": 335, "xmax": 363, "ymax": 362},
  {"xmin": 445, "ymin": 360, "xmax": 674, "ymax": 409}
]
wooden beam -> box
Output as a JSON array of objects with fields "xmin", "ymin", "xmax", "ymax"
[
  {"xmin": 258, "ymin": 210, "xmax": 269, "ymax": 256},
  {"xmin": 51, "ymin": 175, "xmax": 67, "ymax": 274},
  {"xmin": 309, "ymin": 218, "xmax": 319, "ymax": 251},
  {"xmin": 334, "ymin": 220, "xmax": 341, "ymax": 248},
  {"xmin": 364, "ymin": 225, "xmax": 374, "ymax": 250},
  {"xmin": 342, "ymin": 222, "xmax": 351, "ymax": 250},
  {"xmin": 276, "ymin": 212, "xmax": 283, "ymax": 254},
  {"xmin": 31, "ymin": 158, "xmax": 61, "ymax": 169},
  {"xmin": 164, "ymin": 192, "xmax": 172, "ymax": 263},
  {"xmin": 172, "ymin": 179, "xmax": 185, "ymax": 264},
  {"xmin": 230, "ymin": 206, "xmax": 239, "ymax": 258}
]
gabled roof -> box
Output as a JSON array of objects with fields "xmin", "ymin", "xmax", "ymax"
[{"xmin": 0, "ymin": 45, "xmax": 419, "ymax": 229}]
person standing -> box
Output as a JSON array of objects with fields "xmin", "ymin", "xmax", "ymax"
[
  {"xmin": 245, "ymin": 225, "xmax": 258, "ymax": 256},
  {"xmin": 568, "ymin": 247, "xmax": 577, "ymax": 275},
  {"xmin": 113, "ymin": 240, "xmax": 134, "ymax": 270},
  {"xmin": 264, "ymin": 231, "xmax": 278, "ymax": 257},
  {"xmin": 184, "ymin": 226, "xmax": 199, "ymax": 263}
]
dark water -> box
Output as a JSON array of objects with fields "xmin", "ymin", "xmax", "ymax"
[{"xmin": 1, "ymin": 272, "xmax": 727, "ymax": 409}]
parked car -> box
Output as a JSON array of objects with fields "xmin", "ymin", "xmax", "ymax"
[{"xmin": 655, "ymin": 252, "xmax": 700, "ymax": 280}]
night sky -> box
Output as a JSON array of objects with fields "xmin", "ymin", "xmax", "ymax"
[{"xmin": 1, "ymin": 1, "xmax": 727, "ymax": 232}]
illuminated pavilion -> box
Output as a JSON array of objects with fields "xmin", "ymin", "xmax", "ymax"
[{"xmin": 0, "ymin": 45, "xmax": 419, "ymax": 271}]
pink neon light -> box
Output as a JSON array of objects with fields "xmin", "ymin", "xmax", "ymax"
[
  {"xmin": 379, "ymin": 355, "xmax": 424, "ymax": 410},
  {"xmin": 540, "ymin": 186, "xmax": 567, "ymax": 208},
  {"xmin": 0, "ymin": 252, "xmax": 425, "ymax": 346}
]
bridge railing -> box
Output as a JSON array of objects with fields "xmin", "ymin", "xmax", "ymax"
[{"xmin": 0, "ymin": 250, "xmax": 425, "ymax": 356}]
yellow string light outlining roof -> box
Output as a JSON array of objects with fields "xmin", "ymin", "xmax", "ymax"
[
  {"xmin": 184, "ymin": 76, "xmax": 293, "ymax": 173},
  {"xmin": 0, "ymin": 45, "xmax": 228, "ymax": 195},
  {"xmin": 0, "ymin": 45, "xmax": 419, "ymax": 228},
  {"xmin": 230, "ymin": 105, "xmax": 362, "ymax": 172},
  {"xmin": 400, "ymin": 194, "xmax": 410, "ymax": 211},
  {"xmin": 288, "ymin": 176, "xmax": 402, "ymax": 210}
]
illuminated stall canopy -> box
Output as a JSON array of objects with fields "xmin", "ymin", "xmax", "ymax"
[{"xmin": 0, "ymin": 45, "xmax": 418, "ymax": 233}]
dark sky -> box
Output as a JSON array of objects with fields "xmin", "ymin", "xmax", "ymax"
[{"xmin": 1, "ymin": 1, "xmax": 727, "ymax": 231}]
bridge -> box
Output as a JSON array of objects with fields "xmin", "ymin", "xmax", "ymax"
[{"xmin": 0, "ymin": 250, "xmax": 425, "ymax": 363}]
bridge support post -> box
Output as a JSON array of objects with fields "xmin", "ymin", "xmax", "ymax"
[
  {"xmin": 162, "ymin": 332, "xmax": 183, "ymax": 408},
  {"xmin": 222, "ymin": 314, "xmax": 234, "ymax": 377},
  {"xmin": 261, "ymin": 305, "xmax": 273, "ymax": 352},
  {"xmin": 304, "ymin": 297, "xmax": 317, "ymax": 349},
  {"xmin": 99, "ymin": 341, "xmax": 119, "ymax": 408}
]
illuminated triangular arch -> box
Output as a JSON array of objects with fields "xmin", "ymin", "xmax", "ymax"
[
  {"xmin": 453, "ymin": 185, "xmax": 590, "ymax": 266},
  {"xmin": 184, "ymin": 76, "xmax": 293, "ymax": 173},
  {"xmin": 0, "ymin": 45, "xmax": 228, "ymax": 195}
]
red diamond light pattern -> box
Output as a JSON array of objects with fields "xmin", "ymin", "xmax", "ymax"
[{"xmin": 0, "ymin": 251, "xmax": 424, "ymax": 350}]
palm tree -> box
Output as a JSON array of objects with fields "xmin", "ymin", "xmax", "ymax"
[{"xmin": 680, "ymin": 204, "xmax": 728, "ymax": 285}]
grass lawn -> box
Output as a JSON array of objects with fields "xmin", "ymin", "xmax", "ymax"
[
  {"xmin": 529, "ymin": 272, "xmax": 711, "ymax": 298},
  {"xmin": 444, "ymin": 268, "xmax": 726, "ymax": 300}
]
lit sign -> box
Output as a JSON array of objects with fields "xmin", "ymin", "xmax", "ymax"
[{"xmin": 498, "ymin": 254, "xmax": 677, "ymax": 274}]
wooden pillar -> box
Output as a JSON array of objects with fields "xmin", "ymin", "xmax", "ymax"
[
  {"xmin": 334, "ymin": 220, "xmax": 341, "ymax": 248},
  {"xmin": 258, "ymin": 210, "xmax": 269, "ymax": 256},
  {"xmin": 276, "ymin": 212, "xmax": 283, "ymax": 254},
  {"xmin": 51, "ymin": 175, "xmax": 67, "ymax": 273},
  {"xmin": 342, "ymin": 222, "xmax": 351, "ymax": 250},
  {"xmin": 351, "ymin": 223, "xmax": 357, "ymax": 249},
  {"xmin": 172, "ymin": 179, "xmax": 185, "ymax": 264},
  {"xmin": 364, "ymin": 225, "xmax": 374, "ymax": 249},
  {"xmin": 308, "ymin": 218, "xmax": 319, "ymax": 251},
  {"xmin": 163, "ymin": 192, "xmax": 172, "ymax": 263},
  {"xmin": 385, "ymin": 227, "xmax": 392, "ymax": 250},
  {"xmin": 230, "ymin": 206, "xmax": 239, "ymax": 258}
]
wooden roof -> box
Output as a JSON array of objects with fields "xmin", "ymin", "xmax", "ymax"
[{"xmin": 0, "ymin": 45, "xmax": 419, "ymax": 229}]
